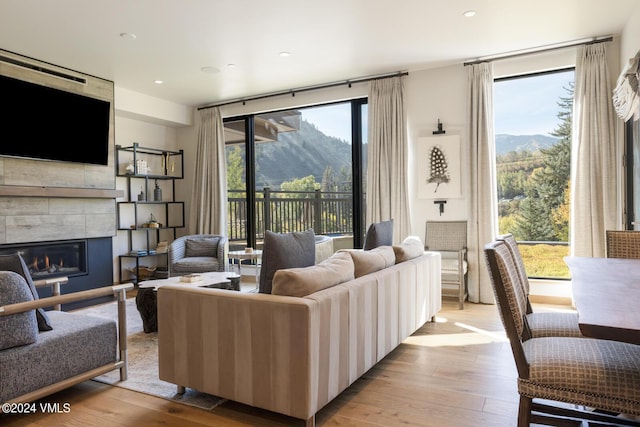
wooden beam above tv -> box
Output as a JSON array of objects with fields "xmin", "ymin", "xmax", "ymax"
[{"xmin": 0, "ymin": 185, "xmax": 123, "ymax": 199}]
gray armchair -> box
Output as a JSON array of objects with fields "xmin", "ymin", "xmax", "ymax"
[{"xmin": 168, "ymin": 234, "xmax": 228, "ymax": 277}]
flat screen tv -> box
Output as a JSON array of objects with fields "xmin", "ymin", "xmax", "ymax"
[{"xmin": 0, "ymin": 74, "xmax": 110, "ymax": 166}]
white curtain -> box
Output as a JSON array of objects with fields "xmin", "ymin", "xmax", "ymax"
[
  {"xmin": 189, "ymin": 107, "xmax": 228, "ymax": 235},
  {"xmin": 571, "ymin": 43, "xmax": 618, "ymax": 257},
  {"xmin": 467, "ymin": 62, "xmax": 498, "ymax": 304},
  {"xmin": 366, "ymin": 76, "xmax": 411, "ymax": 244}
]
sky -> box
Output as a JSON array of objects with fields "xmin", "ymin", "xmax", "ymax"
[
  {"xmin": 301, "ymin": 102, "xmax": 357, "ymax": 143},
  {"xmin": 494, "ymin": 70, "xmax": 574, "ymax": 136}
]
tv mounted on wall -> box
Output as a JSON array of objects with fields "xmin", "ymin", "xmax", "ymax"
[{"xmin": 0, "ymin": 74, "xmax": 110, "ymax": 166}]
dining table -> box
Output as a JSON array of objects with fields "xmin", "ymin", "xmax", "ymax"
[{"xmin": 565, "ymin": 256, "xmax": 640, "ymax": 345}]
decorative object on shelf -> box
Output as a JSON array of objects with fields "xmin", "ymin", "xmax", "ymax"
[
  {"xmin": 433, "ymin": 119, "xmax": 446, "ymax": 135},
  {"xmin": 156, "ymin": 241, "xmax": 168, "ymax": 253},
  {"xmin": 128, "ymin": 266, "xmax": 157, "ymax": 280},
  {"xmin": 137, "ymin": 187, "xmax": 145, "ymax": 201},
  {"xmin": 153, "ymin": 180, "xmax": 162, "ymax": 201},
  {"xmin": 136, "ymin": 159, "xmax": 150, "ymax": 175},
  {"xmin": 125, "ymin": 162, "xmax": 135, "ymax": 175},
  {"xmin": 144, "ymin": 213, "xmax": 160, "ymax": 228},
  {"xmin": 161, "ymin": 152, "xmax": 175, "ymax": 175}
]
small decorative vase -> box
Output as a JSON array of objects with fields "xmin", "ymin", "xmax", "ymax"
[{"xmin": 153, "ymin": 180, "xmax": 162, "ymax": 201}]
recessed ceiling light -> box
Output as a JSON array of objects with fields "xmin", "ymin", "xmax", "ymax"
[
  {"xmin": 119, "ymin": 32, "xmax": 137, "ymax": 39},
  {"xmin": 227, "ymin": 63, "xmax": 236, "ymax": 68},
  {"xmin": 279, "ymin": 51, "xmax": 291, "ymax": 57},
  {"xmin": 463, "ymin": 10, "xmax": 476, "ymax": 18},
  {"xmin": 154, "ymin": 80, "xmax": 163, "ymax": 85},
  {"xmin": 200, "ymin": 66, "xmax": 220, "ymax": 74}
]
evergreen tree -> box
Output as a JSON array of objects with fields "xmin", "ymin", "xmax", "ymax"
[
  {"xmin": 513, "ymin": 82, "xmax": 573, "ymax": 242},
  {"xmin": 515, "ymin": 181, "xmax": 556, "ymax": 241}
]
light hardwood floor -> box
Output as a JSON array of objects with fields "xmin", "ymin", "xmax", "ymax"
[{"xmin": 1, "ymin": 299, "xmax": 578, "ymax": 427}]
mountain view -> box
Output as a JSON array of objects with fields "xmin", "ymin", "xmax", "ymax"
[
  {"xmin": 495, "ymin": 134, "xmax": 558, "ymax": 155},
  {"xmin": 252, "ymin": 119, "xmax": 354, "ymax": 189}
]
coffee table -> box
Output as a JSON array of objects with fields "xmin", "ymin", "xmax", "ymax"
[{"xmin": 135, "ymin": 272, "xmax": 241, "ymax": 332}]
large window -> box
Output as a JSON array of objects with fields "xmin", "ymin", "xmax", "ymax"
[
  {"xmin": 225, "ymin": 100, "xmax": 367, "ymax": 250},
  {"xmin": 494, "ymin": 69, "xmax": 574, "ymax": 279}
]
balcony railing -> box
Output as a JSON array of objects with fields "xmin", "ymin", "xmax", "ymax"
[{"xmin": 228, "ymin": 188, "xmax": 353, "ymax": 241}]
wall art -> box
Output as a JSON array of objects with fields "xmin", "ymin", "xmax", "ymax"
[{"xmin": 417, "ymin": 135, "xmax": 461, "ymax": 199}]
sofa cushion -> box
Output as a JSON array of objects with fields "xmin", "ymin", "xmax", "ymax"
[
  {"xmin": 0, "ymin": 310, "xmax": 117, "ymax": 403},
  {"xmin": 172, "ymin": 257, "xmax": 225, "ymax": 274},
  {"xmin": 363, "ymin": 219, "xmax": 394, "ymax": 250},
  {"xmin": 259, "ymin": 229, "xmax": 316, "ymax": 294},
  {"xmin": 393, "ymin": 236, "xmax": 425, "ymax": 263},
  {"xmin": 0, "ymin": 271, "xmax": 38, "ymax": 350},
  {"xmin": 0, "ymin": 254, "xmax": 52, "ymax": 331},
  {"xmin": 272, "ymin": 252, "xmax": 354, "ymax": 297},
  {"xmin": 185, "ymin": 237, "xmax": 219, "ymax": 257},
  {"xmin": 345, "ymin": 246, "xmax": 396, "ymax": 278}
]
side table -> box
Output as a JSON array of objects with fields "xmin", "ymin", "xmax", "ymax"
[{"xmin": 228, "ymin": 249, "xmax": 262, "ymax": 287}]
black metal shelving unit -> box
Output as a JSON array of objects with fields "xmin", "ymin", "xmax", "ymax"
[{"xmin": 116, "ymin": 143, "xmax": 185, "ymax": 284}]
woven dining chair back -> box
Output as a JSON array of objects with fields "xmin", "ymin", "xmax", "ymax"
[{"xmin": 606, "ymin": 230, "xmax": 640, "ymax": 259}]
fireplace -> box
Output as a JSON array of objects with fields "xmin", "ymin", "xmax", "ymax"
[{"xmin": 0, "ymin": 239, "xmax": 87, "ymax": 281}]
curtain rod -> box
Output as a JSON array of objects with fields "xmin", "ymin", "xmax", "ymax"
[
  {"xmin": 463, "ymin": 35, "xmax": 613, "ymax": 66},
  {"xmin": 197, "ymin": 71, "xmax": 409, "ymax": 110}
]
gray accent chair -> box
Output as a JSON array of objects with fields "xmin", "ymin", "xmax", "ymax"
[
  {"xmin": 484, "ymin": 240, "xmax": 640, "ymax": 426},
  {"xmin": 0, "ymin": 254, "xmax": 132, "ymax": 404},
  {"xmin": 168, "ymin": 234, "xmax": 228, "ymax": 277}
]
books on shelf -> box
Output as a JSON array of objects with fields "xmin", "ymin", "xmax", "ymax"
[
  {"xmin": 130, "ymin": 250, "xmax": 148, "ymax": 256},
  {"xmin": 180, "ymin": 274, "xmax": 202, "ymax": 283},
  {"xmin": 156, "ymin": 241, "xmax": 168, "ymax": 253}
]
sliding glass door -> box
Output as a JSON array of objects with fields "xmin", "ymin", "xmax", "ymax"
[{"xmin": 224, "ymin": 99, "xmax": 367, "ymax": 250}]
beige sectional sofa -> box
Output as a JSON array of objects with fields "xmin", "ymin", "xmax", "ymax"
[{"xmin": 157, "ymin": 241, "xmax": 441, "ymax": 427}]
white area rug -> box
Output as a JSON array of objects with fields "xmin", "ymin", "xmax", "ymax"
[{"xmin": 74, "ymin": 297, "xmax": 225, "ymax": 410}]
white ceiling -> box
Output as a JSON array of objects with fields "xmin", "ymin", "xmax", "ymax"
[{"xmin": 1, "ymin": 0, "xmax": 638, "ymax": 108}]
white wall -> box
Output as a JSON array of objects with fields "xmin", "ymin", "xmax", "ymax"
[
  {"xmin": 405, "ymin": 65, "xmax": 468, "ymax": 239},
  {"xmin": 620, "ymin": 2, "xmax": 640, "ymax": 65}
]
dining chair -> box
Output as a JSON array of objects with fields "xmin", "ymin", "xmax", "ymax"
[
  {"xmin": 497, "ymin": 234, "xmax": 582, "ymax": 338},
  {"xmin": 425, "ymin": 221, "xmax": 467, "ymax": 309},
  {"xmin": 605, "ymin": 229, "xmax": 640, "ymax": 259},
  {"xmin": 484, "ymin": 240, "xmax": 640, "ymax": 426}
]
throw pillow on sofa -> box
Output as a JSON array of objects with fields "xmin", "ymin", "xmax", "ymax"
[
  {"xmin": 272, "ymin": 252, "xmax": 355, "ymax": 297},
  {"xmin": 363, "ymin": 219, "xmax": 394, "ymax": 250},
  {"xmin": 342, "ymin": 246, "xmax": 396, "ymax": 278},
  {"xmin": 259, "ymin": 229, "xmax": 316, "ymax": 294},
  {"xmin": 0, "ymin": 271, "xmax": 38, "ymax": 350},
  {"xmin": 393, "ymin": 236, "xmax": 425, "ymax": 263}
]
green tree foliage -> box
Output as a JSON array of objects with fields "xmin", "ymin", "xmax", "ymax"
[
  {"xmin": 280, "ymin": 175, "xmax": 320, "ymax": 194},
  {"xmin": 502, "ymin": 82, "xmax": 573, "ymax": 242},
  {"xmin": 226, "ymin": 146, "xmax": 246, "ymax": 192}
]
